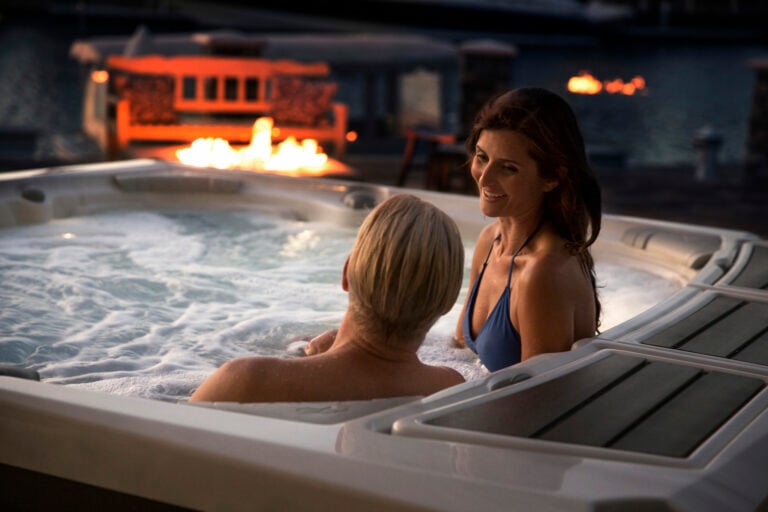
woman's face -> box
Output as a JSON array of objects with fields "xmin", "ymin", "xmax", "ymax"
[{"xmin": 471, "ymin": 129, "xmax": 557, "ymax": 219}]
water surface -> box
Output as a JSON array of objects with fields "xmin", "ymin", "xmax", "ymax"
[{"xmin": 0, "ymin": 209, "xmax": 681, "ymax": 401}]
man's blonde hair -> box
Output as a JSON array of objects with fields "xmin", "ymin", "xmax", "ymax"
[{"xmin": 346, "ymin": 194, "xmax": 464, "ymax": 341}]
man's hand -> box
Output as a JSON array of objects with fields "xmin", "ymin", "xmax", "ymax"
[{"xmin": 304, "ymin": 329, "xmax": 338, "ymax": 356}]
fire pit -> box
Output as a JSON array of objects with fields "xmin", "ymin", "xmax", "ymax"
[{"xmin": 131, "ymin": 116, "xmax": 355, "ymax": 178}]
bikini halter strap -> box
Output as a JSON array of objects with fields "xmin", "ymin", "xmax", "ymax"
[
  {"xmin": 481, "ymin": 219, "xmax": 545, "ymax": 283},
  {"xmin": 506, "ymin": 218, "xmax": 545, "ymax": 284}
]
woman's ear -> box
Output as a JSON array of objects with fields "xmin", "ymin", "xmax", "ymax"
[
  {"xmin": 341, "ymin": 256, "xmax": 350, "ymax": 292},
  {"xmin": 543, "ymin": 166, "xmax": 566, "ymax": 192}
]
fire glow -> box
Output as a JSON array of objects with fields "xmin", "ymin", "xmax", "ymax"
[
  {"xmin": 567, "ymin": 71, "xmax": 646, "ymax": 96},
  {"xmin": 176, "ymin": 117, "xmax": 328, "ymax": 173}
]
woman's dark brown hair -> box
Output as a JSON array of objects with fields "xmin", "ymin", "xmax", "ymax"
[{"xmin": 466, "ymin": 87, "xmax": 603, "ymax": 329}]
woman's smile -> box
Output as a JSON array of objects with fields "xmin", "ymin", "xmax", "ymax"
[{"xmin": 481, "ymin": 189, "xmax": 507, "ymax": 201}]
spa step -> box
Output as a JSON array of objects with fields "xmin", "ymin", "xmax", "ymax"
[
  {"xmin": 407, "ymin": 353, "xmax": 764, "ymax": 458},
  {"xmin": 639, "ymin": 294, "xmax": 768, "ymax": 365}
]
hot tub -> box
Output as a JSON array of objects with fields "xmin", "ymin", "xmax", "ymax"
[{"xmin": 1, "ymin": 159, "xmax": 767, "ymax": 511}]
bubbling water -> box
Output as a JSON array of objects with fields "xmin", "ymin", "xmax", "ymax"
[{"xmin": 0, "ymin": 210, "xmax": 680, "ymax": 401}]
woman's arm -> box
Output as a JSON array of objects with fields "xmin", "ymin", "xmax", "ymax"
[
  {"xmin": 515, "ymin": 260, "xmax": 577, "ymax": 361},
  {"xmin": 454, "ymin": 225, "xmax": 497, "ymax": 345},
  {"xmin": 453, "ymin": 288, "xmax": 471, "ymax": 346}
]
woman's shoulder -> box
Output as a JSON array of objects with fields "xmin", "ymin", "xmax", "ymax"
[
  {"xmin": 466, "ymin": 223, "xmax": 499, "ymax": 269},
  {"xmin": 521, "ymin": 235, "xmax": 586, "ymax": 286},
  {"xmin": 475, "ymin": 223, "xmax": 499, "ymax": 248}
]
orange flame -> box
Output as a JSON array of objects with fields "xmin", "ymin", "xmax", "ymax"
[
  {"xmin": 91, "ymin": 69, "xmax": 109, "ymax": 84},
  {"xmin": 567, "ymin": 72, "xmax": 603, "ymax": 95},
  {"xmin": 176, "ymin": 117, "xmax": 328, "ymax": 173},
  {"xmin": 567, "ymin": 71, "xmax": 647, "ymax": 96}
]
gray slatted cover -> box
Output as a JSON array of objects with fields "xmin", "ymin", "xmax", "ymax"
[
  {"xmin": 537, "ymin": 361, "xmax": 700, "ymax": 447},
  {"xmin": 427, "ymin": 355, "xmax": 644, "ymax": 437},
  {"xmin": 642, "ymin": 297, "xmax": 768, "ymax": 365},
  {"xmin": 642, "ymin": 296, "xmax": 742, "ymax": 349},
  {"xmin": 425, "ymin": 354, "xmax": 764, "ymax": 458},
  {"xmin": 733, "ymin": 329, "xmax": 768, "ymax": 365},
  {"xmin": 677, "ymin": 302, "xmax": 768, "ymax": 357},
  {"xmin": 610, "ymin": 371, "xmax": 764, "ymax": 457}
]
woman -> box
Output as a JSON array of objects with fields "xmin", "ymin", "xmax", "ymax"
[
  {"xmin": 454, "ymin": 87, "xmax": 602, "ymax": 372},
  {"xmin": 190, "ymin": 194, "xmax": 465, "ymax": 403}
]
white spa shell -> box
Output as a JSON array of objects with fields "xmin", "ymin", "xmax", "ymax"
[{"xmin": 1, "ymin": 159, "xmax": 767, "ymax": 511}]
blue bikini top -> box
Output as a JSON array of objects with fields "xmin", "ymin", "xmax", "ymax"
[{"xmin": 462, "ymin": 222, "xmax": 543, "ymax": 372}]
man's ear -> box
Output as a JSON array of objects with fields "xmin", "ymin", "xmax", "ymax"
[{"xmin": 341, "ymin": 256, "xmax": 349, "ymax": 292}]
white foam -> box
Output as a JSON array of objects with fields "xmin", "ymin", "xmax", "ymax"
[
  {"xmin": 0, "ymin": 210, "xmax": 681, "ymax": 401},
  {"xmin": 595, "ymin": 262, "xmax": 680, "ymax": 331}
]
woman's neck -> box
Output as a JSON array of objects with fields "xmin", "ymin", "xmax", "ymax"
[{"xmin": 496, "ymin": 214, "xmax": 545, "ymax": 255}]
